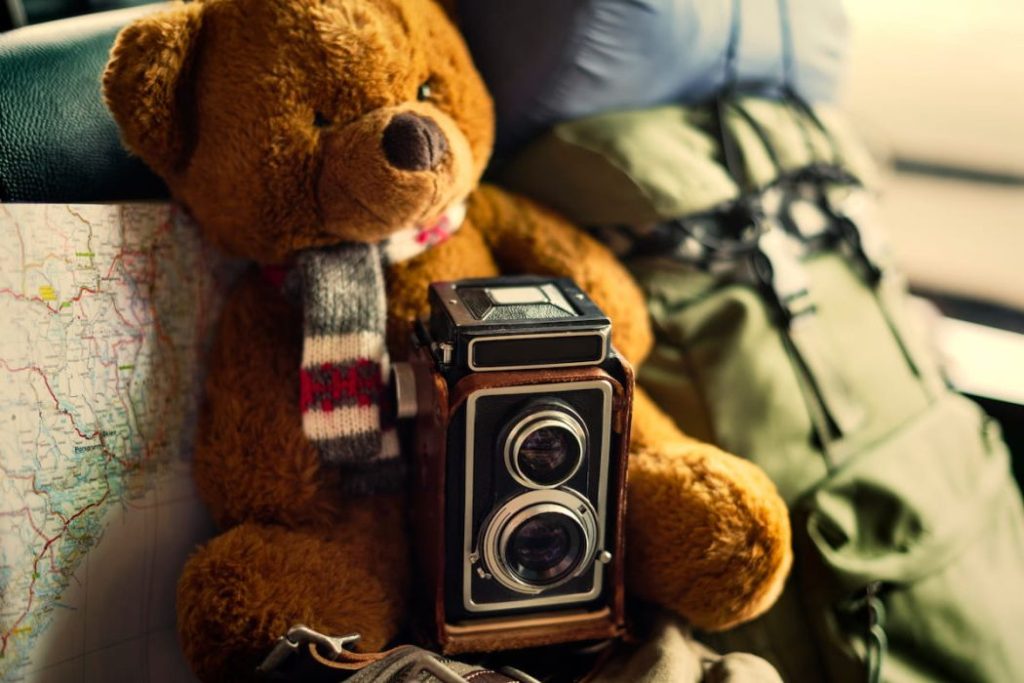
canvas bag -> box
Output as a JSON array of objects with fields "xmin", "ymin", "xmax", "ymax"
[{"xmin": 496, "ymin": 96, "xmax": 1024, "ymax": 683}]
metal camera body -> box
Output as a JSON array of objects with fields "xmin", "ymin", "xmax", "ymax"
[{"xmin": 400, "ymin": 276, "xmax": 632, "ymax": 655}]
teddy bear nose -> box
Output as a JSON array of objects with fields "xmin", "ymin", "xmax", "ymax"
[{"xmin": 381, "ymin": 113, "xmax": 448, "ymax": 171}]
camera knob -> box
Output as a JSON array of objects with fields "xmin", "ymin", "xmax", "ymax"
[
  {"xmin": 391, "ymin": 362, "xmax": 419, "ymax": 420},
  {"xmin": 597, "ymin": 550, "xmax": 613, "ymax": 564}
]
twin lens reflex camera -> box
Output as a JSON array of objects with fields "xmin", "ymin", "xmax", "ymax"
[{"xmin": 394, "ymin": 276, "xmax": 633, "ymax": 654}]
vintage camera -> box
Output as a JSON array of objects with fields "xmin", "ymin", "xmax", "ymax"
[{"xmin": 396, "ymin": 276, "xmax": 632, "ymax": 654}]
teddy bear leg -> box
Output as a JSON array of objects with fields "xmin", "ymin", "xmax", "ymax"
[
  {"xmin": 625, "ymin": 388, "xmax": 792, "ymax": 632},
  {"xmin": 177, "ymin": 497, "xmax": 409, "ymax": 682}
]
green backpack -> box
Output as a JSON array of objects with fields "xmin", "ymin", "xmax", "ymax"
[{"xmin": 497, "ymin": 96, "xmax": 1024, "ymax": 683}]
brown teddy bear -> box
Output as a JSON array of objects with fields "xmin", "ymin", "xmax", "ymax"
[{"xmin": 102, "ymin": 0, "xmax": 792, "ymax": 679}]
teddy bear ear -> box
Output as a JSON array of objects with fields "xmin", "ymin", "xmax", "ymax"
[{"xmin": 102, "ymin": 3, "xmax": 205, "ymax": 178}]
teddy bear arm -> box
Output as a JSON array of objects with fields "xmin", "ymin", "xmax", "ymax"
[
  {"xmin": 468, "ymin": 184, "xmax": 654, "ymax": 367},
  {"xmin": 194, "ymin": 270, "xmax": 345, "ymax": 529}
]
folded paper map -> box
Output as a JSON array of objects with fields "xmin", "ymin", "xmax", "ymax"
[{"xmin": 0, "ymin": 204, "xmax": 232, "ymax": 682}]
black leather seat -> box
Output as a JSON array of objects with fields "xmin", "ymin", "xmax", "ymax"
[
  {"xmin": 21, "ymin": 0, "xmax": 160, "ymax": 26},
  {"xmin": 0, "ymin": 4, "xmax": 168, "ymax": 201}
]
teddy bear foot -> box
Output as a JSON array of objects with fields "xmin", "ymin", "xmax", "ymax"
[
  {"xmin": 625, "ymin": 440, "xmax": 792, "ymax": 632},
  {"xmin": 177, "ymin": 518, "xmax": 409, "ymax": 682}
]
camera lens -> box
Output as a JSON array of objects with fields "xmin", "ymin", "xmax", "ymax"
[
  {"xmin": 518, "ymin": 426, "xmax": 578, "ymax": 485},
  {"xmin": 482, "ymin": 491, "xmax": 599, "ymax": 595},
  {"xmin": 506, "ymin": 512, "xmax": 583, "ymax": 584},
  {"xmin": 506, "ymin": 409, "xmax": 586, "ymax": 489}
]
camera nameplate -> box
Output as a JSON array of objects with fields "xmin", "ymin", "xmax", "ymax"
[
  {"xmin": 461, "ymin": 380, "xmax": 612, "ymax": 614},
  {"xmin": 467, "ymin": 329, "xmax": 609, "ymax": 372}
]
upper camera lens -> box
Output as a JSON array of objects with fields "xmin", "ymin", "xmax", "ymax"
[
  {"xmin": 518, "ymin": 426, "xmax": 578, "ymax": 485},
  {"xmin": 506, "ymin": 409, "xmax": 586, "ymax": 488},
  {"xmin": 506, "ymin": 511, "xmax": 583, "ymax": 584}
]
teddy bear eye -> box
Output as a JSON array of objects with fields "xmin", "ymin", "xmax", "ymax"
[
  {"xmin": 313, "ymin": 111, "xmax": 332, "ymax": 128},
  {"xmin": 416, "ymin": 81, "xmax": 433, "ymax": 102}
]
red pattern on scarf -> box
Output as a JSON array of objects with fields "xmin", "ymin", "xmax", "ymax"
[{"xmin": 299, "ymin": 359, "xmax": 383, "ymax": 413}]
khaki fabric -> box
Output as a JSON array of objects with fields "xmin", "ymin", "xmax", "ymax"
[
  {"xmin": 498, "ymin": 97, "xmax": 1024, "ymax": 682},
  {"xmin": 500, "ymin": 98, "xmax": 877, "ymax": 226},
  {"xmin": 592, "ymin": 614, "xmax": 782, "ymax": 683},
  {"xmin": 637, "ymin": 255, "xmax": 1024, "ymax": 682}
]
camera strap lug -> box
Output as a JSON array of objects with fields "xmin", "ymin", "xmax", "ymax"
[
  {"xmin": 434, "ymin": 341, "xmax": 454, "ymax": 366},
  {"xmin": 257, "ymin": 625, "xmax": 361, "ymax": 675},
  {"xmin": 392, "ymin": 361, "xmax": 420, "ymax": 419}
]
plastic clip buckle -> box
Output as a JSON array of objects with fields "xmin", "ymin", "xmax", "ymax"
[
  {"xmin": 404, "ymin": 655, "xmax": 474, "ymax": 683},
  {"xmin": 836, "ymin": 217, "xmax": 883, "ymax": 286},
  {"xmin": 751, "ymin": 227, "xmax": 814, "ymax": 327}
]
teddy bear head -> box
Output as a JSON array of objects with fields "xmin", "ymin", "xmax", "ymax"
[{"xmin": 104, "ymin": 0, "xmax": 493, "ymax": 263}]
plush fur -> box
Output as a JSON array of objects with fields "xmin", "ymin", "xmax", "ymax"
[{"xmin": 103, "ymin": 0, "xmax": 792, "ymax": 680}]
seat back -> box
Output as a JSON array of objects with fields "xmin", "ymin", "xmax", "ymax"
[{"xmin": 0, "ymin": 4, "xmax": 167, "ymax": 201}]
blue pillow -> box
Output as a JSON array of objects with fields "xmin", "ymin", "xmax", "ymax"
[{"xmin": 459, "ymin": 0, "xmax": 848, "ymax": 154}]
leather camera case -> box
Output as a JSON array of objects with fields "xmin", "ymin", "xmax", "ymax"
[{"xmin": 407, "ymin": 343, "xmax": 631, "ymax": 654}]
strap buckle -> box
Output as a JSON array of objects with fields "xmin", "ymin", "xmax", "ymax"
[
  {"xmin": 404, "ymin": 656, "xmax": 481, "ymax": 683},
  {"xmin": 256, "ymin": 625, "xmax": 361, "ymax": 675},
  {"xmin": 751, "ymin": 227, "xmax": 815, "ymax": 326},
  {"xmin": 400, "ymin": 652, "xmax": 537, "ymax": 683}
]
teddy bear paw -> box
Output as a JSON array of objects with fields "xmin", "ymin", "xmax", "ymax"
[
  {"xmin": 625, "ymin": 441, "xmax": 792, "ymax": 631},
  {"xmin": 177, "ymin": 522, "xmax": 409, "ymax": 681}
]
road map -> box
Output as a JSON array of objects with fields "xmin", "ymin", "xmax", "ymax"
[{"xmin": 0, "ymin": 204, "xmax": 229, "ymax": 682}]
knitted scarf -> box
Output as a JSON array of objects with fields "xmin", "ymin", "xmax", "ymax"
[{"xmin": 296, "ymin": 202, "xmax": 466, "ymax": 494}]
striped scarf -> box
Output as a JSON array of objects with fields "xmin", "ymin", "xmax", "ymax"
[{"xmin": 297, "ymin": 202, "xmax": 465, "ymax": 494}]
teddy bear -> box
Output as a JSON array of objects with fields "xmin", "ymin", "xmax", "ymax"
[{"xmin": 101, "ymin": 0, "xmax": 792, "ymax": 679}]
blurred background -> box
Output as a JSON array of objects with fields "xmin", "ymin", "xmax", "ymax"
[
  {"xmin": 845, "ymin": 0, "xmax": 1024, "ymax": 315},
  {"xmin": 843, "ymin": 0, "xmax": 1024, "ymax": 456}
]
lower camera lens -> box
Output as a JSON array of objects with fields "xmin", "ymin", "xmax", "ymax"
[
  {"xmin": 506, "ymin": 512, "xmax": 583, "ymax": 584},
  {"xmin": 505, "ymin": 408, "xmax": 586, "ymax": 488},
  {"xmin": 481, "ymin": 490, "xmax": 599, "ymax": 595}
]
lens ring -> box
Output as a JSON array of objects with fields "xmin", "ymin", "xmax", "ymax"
[
  {"xmin": 480, "ymin": 489, "xmax": 598, "ymax": 595},
  {"xmin": 504, "ymin": 409, "xmax": 587, "ymax": 489}
]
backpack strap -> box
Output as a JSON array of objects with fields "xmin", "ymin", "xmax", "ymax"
[
  {"xmin": 750, "ymin": 227, "xmax": 865, "ymax": 446},
  {"xmin": 711, "ymin": 96, "xmax": 867, "ymax": 444},
  {"xmin": 730, "ymin": 98, "xmax": 946, "ymax": 400}
]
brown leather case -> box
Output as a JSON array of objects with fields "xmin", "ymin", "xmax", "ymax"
[{"xmin": 409, "ymin": 345, "xmax": 633, "ymax": 654}]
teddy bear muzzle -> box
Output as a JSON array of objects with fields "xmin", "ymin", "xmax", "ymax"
[
  {"xmin": 315, "ymin": 104, "xmax": 474, "ymax": 243},
  {"xmin": 382, "ymin": 112, "xmax": 449, "ymax": 172}
]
